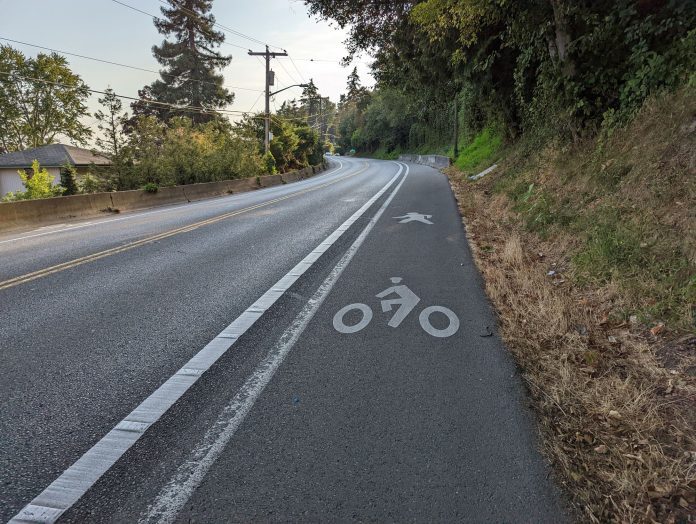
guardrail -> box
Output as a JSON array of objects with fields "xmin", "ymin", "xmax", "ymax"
[
  {"xmin": 398, "ymin": 154, "xmax": 451, "ymax": 169},
  {"xmin": 0, "ymin": 163, "xmax": 326, "ymax": 233}
]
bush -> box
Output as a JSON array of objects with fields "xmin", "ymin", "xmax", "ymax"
[
  {"xmin": 263, "ymin": 151, "xmax": 277, "ymax": 174},
  {"xmin": 59, "ymin": 163, "xmax": 78, "ymax": 195},
  {"xmin": 143, "ymin": 182, "xmax": 158, "ymax": 193},
  {"xmin": 79, "ymin": 174, "xmax": 102, "ymax": 194},
  {"xmin": 2, "ymin": 160, "xmax": 64, "ymax": 201}
]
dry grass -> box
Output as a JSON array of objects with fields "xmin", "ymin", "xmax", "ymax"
[{"xmin": 448, "ymin": 147, "xmax": 696, "ymax": 521}]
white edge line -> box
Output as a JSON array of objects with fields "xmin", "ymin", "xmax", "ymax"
[
  {"xmin": 8, "ymin": 161, "xmax": 402, "ymax": 524},
  {"xmin": 0, "ymin": 160, "xmax": 347, "ymax": 246},
  {"xmin": 140, "ymin": 162, "xmax": 410, "ymax": 524}
]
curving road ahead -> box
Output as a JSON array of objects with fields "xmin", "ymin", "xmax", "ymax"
[{"xmin": 0, "ymin": 157, "xmax": 568, "ymax": 523}]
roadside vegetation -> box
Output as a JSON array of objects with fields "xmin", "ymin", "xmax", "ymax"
[
  {"xmin": 312, "ymin": 0, "xmax": 696, "ymax": 520},
  {"xmin": 0, "ymin": 0, "xmax": 328, "ymax": 200}
]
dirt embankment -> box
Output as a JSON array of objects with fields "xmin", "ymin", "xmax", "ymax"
[{"xmin": 448, "ymin": 88, "xmax": 696, "ymax": 522}]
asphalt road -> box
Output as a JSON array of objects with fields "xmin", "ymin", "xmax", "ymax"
[{"xmin": 0, "ymin": 157, "xmax": 569, "ymax": 523}]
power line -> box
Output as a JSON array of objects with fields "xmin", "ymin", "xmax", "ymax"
[
  {"xmin": 292, "ymin": 58, "xmax": 344, "ymax": 64},
  {"xmin": 110, "ymin": 0, "xmax": 249, "ymax": 51},
  {"xmin": 108, "ymin": 0, "xmax": 322, "ymax": 98},
  {"xmin": 0, "ymin": 36, "xmax": 263, "ymax": 93},
  {"xmin": 155, "ymin": 0, "xmax": 285, "ymax": 51},
  {"xmin": 275, "ymin": 59, "xmax": 299, "ymax": 86},
  {"xmin": 247, "ymin": 90, "xmax": 264, "ymax": 113},
  {"xmin": 287, "ymin": 54, "xmax": 307, "ymax": 84},
  {"xmin": 0, "ymin": 70, "xmax": 265, "ymax": 119}
]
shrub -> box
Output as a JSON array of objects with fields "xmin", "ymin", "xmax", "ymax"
[
  {"xmin": 2, "ymin": 160, "xmax": 63, "ymax": 201},
  {"xmin": 143, "ymin": 182, "xmax": 158, "ymax": 193},
  {"xmin": 263, "ymin": 151, "xmax": 277, "ymax": 175},
  {"xmin": 59, "ymin": 163, "xmax": 79, "ymax": 195},
  {"xmin": 79, "ymin": 174, "xmax": 102, "ymax": 194}
]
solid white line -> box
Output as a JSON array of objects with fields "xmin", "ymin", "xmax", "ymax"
[
  {"xmin": 0, "ymin": 160, "xmax": 349, "ymax": 246},
  {"xmin": 139, "ymin": 163, "xmax": 409, "ymax": 523},
  {"xmin": 8, "ymin": 161, "xmax": 402, "ymax": 524}
]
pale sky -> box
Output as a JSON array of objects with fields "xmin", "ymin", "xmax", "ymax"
[{"xmin": 0, "ymin": 0, "xmax": 374, "ymax": 133}]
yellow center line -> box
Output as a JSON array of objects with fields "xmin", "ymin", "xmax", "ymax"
[{"xmin": 0, "ymin": 163, "xmax": 371, "ymax": 291}]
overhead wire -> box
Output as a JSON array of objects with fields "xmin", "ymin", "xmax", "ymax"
[
  {"xmin": 109, "ymin": 0, "xmax": 328, "ymax": 107},
  {"xmin": 246, "ymin": 90, "xmax": 264, "ymax": 113},
  {"xmin": 273, "ymin": 58, "xmax": 299, "ymax": 85},
  {"xmin": 0, "ymin": 36, "xmax": 263, "ymax": 93},
  {"xmin": 286, "ymin": 54, "xmax": 307, "ymax": 84},
  {"xmin": 156, "ymin": 0, "xmax": 285, "ymax": 51},
  {"xmin": 0, "ymin": 70, "xmax": 266, "ymax": 120},
  {"xmin": 110, "ymin": 0, "xmax": 249, "ymax": 51}
]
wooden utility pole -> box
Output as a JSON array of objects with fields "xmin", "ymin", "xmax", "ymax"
[{"xmin": 248, "ymin": 46, "xmax": 287, "ymax": 154}]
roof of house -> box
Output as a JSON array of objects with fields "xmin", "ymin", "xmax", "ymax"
[{"xmin": 0, "ymin": 144, "xmax": 110, "ymax": 168}]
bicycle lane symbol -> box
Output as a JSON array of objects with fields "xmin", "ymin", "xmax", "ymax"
[{"xmin": 332, "ymin": 277, "xmax": 460, "ymax": 338}]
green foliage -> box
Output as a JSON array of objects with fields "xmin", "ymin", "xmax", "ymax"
[
  {"xmin": 92, "ymin": 115, "xmax": 265, "ymax": 191},
  {"xmin": 263, "ymin": 151, "xmax": 277, "ymax": 175},
  {"xmin": 309, "ymin": 0, "xmax": 696, "ymax": 151},
  {"xmin": 79, "ymin": 174, "xmax": 101, "ymax": 194},
  {"xmin": 132, "ymin": 0, "xmax": 233, "ymax": 123},
  {"xmin": 143, "ymin": 182, "xmax": 159, "ymax": 193},
  {"xmin": 574, "ymin": 215, "xmax": 647, "ymax": 279},
  {"xmin": 95, "ymin": 87, "xmax": 128, "ymax": 158},
  {"xmin": 58, "ymin": 163, "xmax": 78, "ymax": 196},
  {"xmin": 0, "ymin": 46, "xmax": 91, "ymax": 153},
  {"xmin": 455, "ymin": 127, "xmax": 502, "ymax": 173},
  {"xmin": 236, "ymin": 113, "xmax": 323, "ymax": 174},
  {"xmin": 3, "ymin": 160, "xmax": 64, "ymax": 201}
]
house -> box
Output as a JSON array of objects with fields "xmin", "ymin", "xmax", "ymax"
[{"xmin": 0, "ymin": 144, "xmax": 110, "ymax": 197}]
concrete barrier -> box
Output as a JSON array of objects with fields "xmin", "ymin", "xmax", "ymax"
[
  {"xmin": 258, "ymin": 174, "xmax": 283, "ymax": 188},
  {"xmin": 0, "ymin": 192, "xmax": 114, "ymax": 230},
  {"xmin": 281, "ymin": 172, "xmax": 302, "ymax": 183},
  {"xmin": 398, "ymin": 154, "xmax": 451, "ymax": 169},
  {"xmin": 226, "ymin": 177, "xmax": 260, "ymax": 194},
  {"xmin": 109, "ymin": 186, "xmax": 187, "ymax": 212},
  {"xmin": 0, "ymin": 162, "xmax": 330, "ymax": 233}
]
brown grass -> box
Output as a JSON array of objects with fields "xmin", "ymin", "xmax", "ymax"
[{"xmin": 447, "ymin": 97, "xmax": 696, "ymax": 521}]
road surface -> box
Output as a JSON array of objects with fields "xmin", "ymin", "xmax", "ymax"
[{"xmin": 0, "ymin": 157, "xmax": 568, "ymax": 522}]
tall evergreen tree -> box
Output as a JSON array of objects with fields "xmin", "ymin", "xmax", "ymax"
[
  {"xmin": 346, "ymin": 67, "xmax": 361, "ymax": 100},
  {"xmin": 136, "ymin": 0, "xmax": 233, "ymax": 123}
]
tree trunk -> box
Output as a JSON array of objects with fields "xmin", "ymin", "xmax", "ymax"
[{"xmin": 548, "ymin": 0, "xmax": 575, "ymax": 76}]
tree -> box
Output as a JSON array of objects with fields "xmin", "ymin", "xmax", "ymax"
[
  {"xmin": 135, "ymin": 0, "xmax": 233, "ymax": 123},
  {"xmin": 346, "ymin": 67, "xmax": 368, "ymax": 103},
  {"xmin": 95, "ymin": 88, "xmax": 128, "ymax": 158},
  {"xmin": 0, "ymin": 46, "xmax": 91, "ymax": 153},
  {"xmin": 59, "ymin": 163, "xmax": 78, "ymax": 196}
]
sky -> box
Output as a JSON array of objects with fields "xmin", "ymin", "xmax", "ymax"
[{"xmin": 0, "ymin": 0, "xmax": 374, "ymax": 132}]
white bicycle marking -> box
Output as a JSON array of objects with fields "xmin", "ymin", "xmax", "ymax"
[
  {"xmin": 333, "ymin": 278, "xmax": 459, "ymax": 338},
  {"xmin": 376, "ymin": 277, "xmax": 420, "ymax": 327},
  {"xmin": 333, "ymin": 304, "xmax": 373, "ymax": 334},
  {"xmin": 419, "ymin": 306, "xmax": 460, "ymax": 338}
]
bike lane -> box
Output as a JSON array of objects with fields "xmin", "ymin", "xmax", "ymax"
[{"xmin": 170, "ymin": 162, "xmax": 570, "ymax": 522}]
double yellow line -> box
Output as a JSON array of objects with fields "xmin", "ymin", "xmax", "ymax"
[{"xmin": 0, "ymin": 163, "xmax": 370, "ymax": 292}]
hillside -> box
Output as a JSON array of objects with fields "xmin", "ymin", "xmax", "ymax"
[{"xmin": 449, "ymin": 86, "xmax": 696, "ymax": 522}]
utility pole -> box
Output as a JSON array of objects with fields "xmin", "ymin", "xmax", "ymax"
[{"xmin": 248, "ymin": 45, "xmax": 287, "ymax": 154}]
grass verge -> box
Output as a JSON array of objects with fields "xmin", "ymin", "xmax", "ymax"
[{"xmin": 447, "ymin": 87, "xmax": 696, "ymax": 522}]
